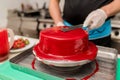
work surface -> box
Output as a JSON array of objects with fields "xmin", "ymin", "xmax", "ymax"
[
  {"xmin": 0, "ymin": 35, "xmax": 120, "ymax": 80},
  {"xmin": 9, "ymin": 46, "xmax": 117, "ymax": 80}
]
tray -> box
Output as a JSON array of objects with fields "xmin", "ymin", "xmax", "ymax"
[
  {"xmin": 10, "ymin": 46, "xmax": 118, "ymax": 80},
  {"xmin": 0, "ymin": 61, "xmax": 63, "ymax": 80}
]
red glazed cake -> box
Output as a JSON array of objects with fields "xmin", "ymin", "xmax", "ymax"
[
  {"xmin": 33, "ymin": 26, "xmax": 98, "ymax": 62},
  {"xmin": 39, "ymin": 27, "xmax": 88, "ymax": 56}
]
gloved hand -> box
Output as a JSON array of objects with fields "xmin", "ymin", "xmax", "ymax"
[
  {"xmin": 56, "ymin": 22, "xmax": 65, "ymax": 26},
  {"xmin": 83, "ymin": 9, "xmax": 107, "ymax": 30},
  {"xmin": 56, "ymin": 20, "xmax": 72, "ymax": 26}
]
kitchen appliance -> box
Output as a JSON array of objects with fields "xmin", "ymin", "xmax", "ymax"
[
  {"xmin": 111, "ymin": 20, "xmax": 120, "ymax": 42},
  {"xmin": 111, "ymin": 13, "xmax": 120, "ymax": 42},
  {"xmin": 7, "ymin": 4, "xmax": 54, "ymax": 39}
]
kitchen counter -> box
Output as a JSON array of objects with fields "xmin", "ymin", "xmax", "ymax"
[
  {"xmin": 0, "ymin": 35, "xmax": 120, "ymax": 80},
  {"xmin": 0, "ymin": 35, "xmax": 64, "ymax": 80},
  {"xmin": 110, "ymin": 40, "xmax": 120, "ymax": 80}
]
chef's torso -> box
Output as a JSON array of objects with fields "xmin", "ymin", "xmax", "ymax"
[
  {"xmin": 63, "ymin": 0, "xmax": 113, "ymax": 25},
  {"xmin": 63, "ymin": 0, "xmax": 113, "ymax": 40}
]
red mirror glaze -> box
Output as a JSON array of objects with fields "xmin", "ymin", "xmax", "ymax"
[{"xmin": 39, "ymin": 27, "xmax": 89, "ymax": 56}]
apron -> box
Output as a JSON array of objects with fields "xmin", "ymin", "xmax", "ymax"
[{"xmin": 64, "ymin": 19, "xmax": 111, "ymax": 40}]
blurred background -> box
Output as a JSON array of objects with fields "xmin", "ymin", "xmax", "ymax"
[
  {"xmin": 0, "ymin": 0, "xmax": 64, "ymax": 38},
  {"xmin": 0, "ymin": 0, "xmax": 64, "ymax": 27},
  {"xmin": 0, "ymin": 0, "xmax": 120, "ymax": 42}
]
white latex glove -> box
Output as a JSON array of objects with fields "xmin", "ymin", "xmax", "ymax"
[
  {"xmin": 56, "ymin": 22, "xmax": 65, "ymax": 26},
  {"xmin": 83, "ymin": 9, "xmax": 107, "ymax": 30}
]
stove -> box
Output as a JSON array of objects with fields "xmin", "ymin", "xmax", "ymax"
[
  {"xmin": 111, "ymin": 20, "xmax": 120, "ymax": 42},
  {"xmin": 7, "ymin": 6, "xmax": 54, "ymax": 39},
  {"xmin": 111, "ymin": 13, "xmax": 120, "ymax": 42}
]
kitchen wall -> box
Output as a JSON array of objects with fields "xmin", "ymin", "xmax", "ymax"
[
  {"xmin": 0, "ymin": 0, "xmax": 64, "ymax": 27},
  {"xmin": 0, "ymin": 0, "xmax": 21, "ymax": 27}
]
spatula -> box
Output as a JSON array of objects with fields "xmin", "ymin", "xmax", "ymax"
[
  {"xmin": 63, "ymin": 20, "xmax": 89, "ymax": 32},
  {"xmin": 61, "ymin": 24, "xmax": 83, "ymax": 32}
]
